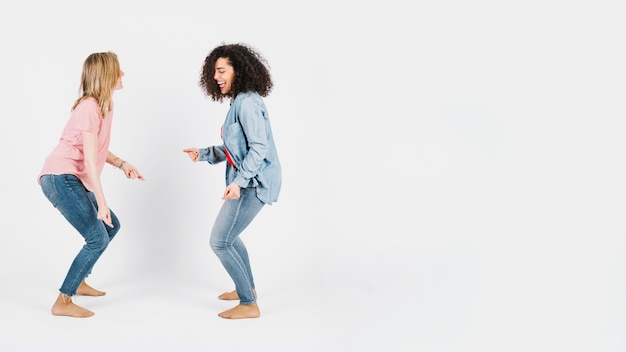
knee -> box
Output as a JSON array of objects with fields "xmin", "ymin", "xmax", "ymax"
[
  {"xmin": 86, "ymin": 234, "xmax": 110, "ymax": 252},
  {"xmin": 209, "ymin": 237, "xmax": 222, "ymax": 252},
  {"xmin": 209, "ymin": 235, "xmax": 229, "ymax": 253}
]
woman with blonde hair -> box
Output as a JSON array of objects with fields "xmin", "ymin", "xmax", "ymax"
[{"xmin": 38, "ymin": 52, "xmax": 144, "ymax": 318}]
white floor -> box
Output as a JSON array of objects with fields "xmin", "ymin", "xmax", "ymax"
[
  {"xmin": 0, "ymin": 246, "xmax": 425, "ymax": 352},
  {"xmin": 3, "ymin": 168, "xmax": 626, "ymax": 352},
  {"xmin": 2, "ymin": 217, "xmax": 625, "ymax": 352}
]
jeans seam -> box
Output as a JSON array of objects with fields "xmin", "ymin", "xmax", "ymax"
[{"xmin": 219, "ymin": 192, "xmax": 257, "ymax": 304}]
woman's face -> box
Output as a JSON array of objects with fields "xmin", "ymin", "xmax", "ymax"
[
  {"xmin": 114, "ymin": 70, "xmax": 125, "ymax": 90},
  {"xmin": 214, "ymin": 57, "xmax": 234, "ymax": 94}
]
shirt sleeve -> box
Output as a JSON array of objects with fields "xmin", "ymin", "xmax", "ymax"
[
  {"xmin": 198, "ymin": 145, "xmax": 227, "ymax": 164},
  {"xmin": 70, "ymin": 99, "xmax": 101, "ymax": 132},
  {"xmin": 234, "ymin": 97, "xmax": 270, "ymax": 186}
]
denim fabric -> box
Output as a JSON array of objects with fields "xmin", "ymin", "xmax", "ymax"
[
  {"xmin": 199, "ymin": 91, "xmax": 281, "ymax": 205},
  {"xmin": 40, "ymin": 174, "xmax": 120, "ymax": 296},
  {"xmin": 210, "ymin": 187, "xmax": 264, "ymax": 305}
]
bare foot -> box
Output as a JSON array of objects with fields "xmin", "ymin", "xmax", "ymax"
[
  {"xmin": 218, "ymin": 303, "xmax": 260, "ymax": 319},
  {"xmin": 51, "ymin": 293, "xmax": 94, "ymax": 318},
  {"xmin": 218, "ymin": 289, "xmax": 257, "ymax": 301},
  {"xmin": 77, "ymin": 280, "xmax": 106, "ymax": 296}
]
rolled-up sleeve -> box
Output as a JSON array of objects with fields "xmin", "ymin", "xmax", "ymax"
[{"xmin": 198, "ymin": 145, "xmax": 227, "ymax": 164}]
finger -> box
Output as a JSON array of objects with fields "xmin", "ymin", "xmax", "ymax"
[{"xmin": 99, "ymin": 216, "xmax": 114, "ymax": 228}]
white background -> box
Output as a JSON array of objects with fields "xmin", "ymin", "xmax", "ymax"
[{"xmin": 1, "ymin": 1, "xmax": 625, "ymax": 351}]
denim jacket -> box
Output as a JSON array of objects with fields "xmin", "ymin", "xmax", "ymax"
[{"xmin": 198, "ymin": 91, "xmax": 281, "ymax": 205}]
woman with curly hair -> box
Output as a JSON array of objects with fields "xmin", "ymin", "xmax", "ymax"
[
  {"xmin": 38, "ymin": 52, "xmax": 144, "ymax": 318},
  {"xmin": 183, "ymin": 43, "xmax": 282, "ymax": 319}
]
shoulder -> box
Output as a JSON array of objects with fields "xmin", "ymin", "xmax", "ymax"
[
  {"xmin": 78, "ymin": 97, "xmax": 98, "ymax": 107},
  {"xmin": 234, "ymin": 92, "xmax": 264, "ymax": 109},
  {"xmin": 73, "ymin": 97, "xmax": 99, "ymax": 113},
  {"xmin": 71, "ymin": 97, "xmax": 103, "ymax": 124},
  {"xmin": 235, "ymin": 91, "xmax": 262, "ymax": 103}
]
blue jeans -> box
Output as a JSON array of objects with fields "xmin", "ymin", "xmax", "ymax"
[
  {"xmin": 210, "ymin": 187, "xmax": 264, "ymax": 305},
  {"xmin": 40, "ymin": 174, "xmax": 120, "ymax": 296}
]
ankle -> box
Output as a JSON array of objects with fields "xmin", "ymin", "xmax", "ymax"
[{"xmin": 58, "ymin": 293, "xmax": 73, "ymax": 304}]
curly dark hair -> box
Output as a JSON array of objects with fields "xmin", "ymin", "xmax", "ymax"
[{"xmin": 199, "ymin": 43, "xmax": 273, "ymax": 103}]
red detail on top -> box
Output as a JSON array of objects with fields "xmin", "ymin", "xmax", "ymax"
[{"xmin": 221, "ymin": 124, "xmax": 236, "ymax": 168}]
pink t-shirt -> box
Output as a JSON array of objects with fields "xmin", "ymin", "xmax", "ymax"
[{"xmin": 37, "ymin": 97, "xmax": 113, "ymax": 191}]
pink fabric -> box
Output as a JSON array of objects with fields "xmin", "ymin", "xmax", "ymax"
[{"xmin": 37, "ymin": 97, "xmax": 113, "ymax": 191}]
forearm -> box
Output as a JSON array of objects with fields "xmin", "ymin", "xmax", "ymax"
[
  {"xmin": 198, "ymin": 146, "xmax": 227, "ymax": 164},
  {"xmin": 107, "ymin": 151, "xmax": 125, "ymax": 168},
  {"xmin": 83, "ymin": 132, "xmax": 108, "ymax": 208},
  {"xmin": 86, "ymin": 161, "xmax": 108, "ymax": 207}
]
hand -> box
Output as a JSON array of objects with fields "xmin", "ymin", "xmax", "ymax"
[
  {"xmin": 97, "ymin": 206, "xmax": 114, "ymax": 228},
  {"xmin": 183, "ymin": 148, "xmax": 199, "ymax": 162},
  {"xmin": 121, "ymin": 162, "xmax": 145, "ymax": 180},
  {"xmin": 222, "ymin": 182, "xmax": 240, "ymax": 200}
]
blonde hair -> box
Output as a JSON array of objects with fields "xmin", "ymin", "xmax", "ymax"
[{"xmin": 72, "ymin": 52, "xmax": 121, "ymax": 118}]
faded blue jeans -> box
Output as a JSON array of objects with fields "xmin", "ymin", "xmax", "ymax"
[
  {"xmin": 210, "ymin": 187, "xmax": 264, "ymax": 305},
  {"xmin": 40, "ymin": 174, "xmax": 120, "ymax": 296}
]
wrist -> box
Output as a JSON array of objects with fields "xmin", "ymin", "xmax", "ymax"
[{"xmin": 118, "ymin": 160, "xmax": 126, "ymax": 169}]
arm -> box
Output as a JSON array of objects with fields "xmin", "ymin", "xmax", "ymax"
[
  {"xmin": 107, "ymin": 151, "xmax": 144, "ymax": 180},
  {"xmin": 183, "ymin": 146, "xmax": 239, "ymax": 199},
  {"xmin": 182, "ymin": 146, "xmax": 227, "ymax": 164},
  {"xmin": 232, "ymin": 99, "xmax": 270, "ymax": 187},
  {"xmin": 83, "ymin": 131, "xmax": 113, "ymax": 227},
  {"xmin": 222, "ymin": 99, "xmax": 270, "ymax": 200}
]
